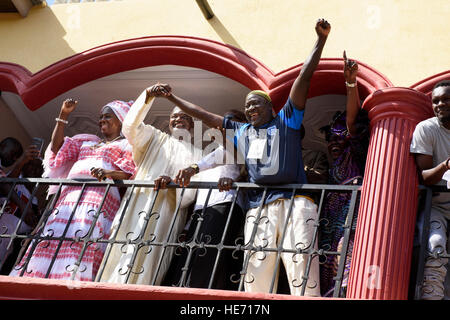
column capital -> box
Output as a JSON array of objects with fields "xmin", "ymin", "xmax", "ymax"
[
  {"xmin": 411, "ymin": 70, "xmax": 450, "ymax": 97},
  {"xmin": 362, "ymin": 87, "xmax": 433, "ymax": 125}
]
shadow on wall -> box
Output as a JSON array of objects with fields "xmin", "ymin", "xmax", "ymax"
[
  {"xmin": 0, "ymin": 5, "xmax": 75, "ymax": 73},
  {"xmin": 206, "ymin": 13, "xmax": 263, "ymax": 85},
  {"xmin": 0, "ymin": 95, "xmax": 31, "ymax": 148},
  {"xmin": 207, "ymin": 14, "xmax": 242, "ymax": 50}
]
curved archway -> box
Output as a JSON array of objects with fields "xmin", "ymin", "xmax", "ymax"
[
  {"xmin": 268, "ymin": 58, "xmax": 393, "ymax": 110},
  {"xmin": 410, "ymin": 70, "xmax": 450, "ymax": 98},
  {"xmin": 2, "ymin": 34, "xmax": 447, "ymax": 301},
  {"xmin": 0, "ymin": 36, "xmax": 393, "ymax": 111}
]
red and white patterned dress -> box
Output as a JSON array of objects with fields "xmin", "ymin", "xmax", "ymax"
[{"xmin": 10, "ymin": 134, "xmax": 136, "ymax": 281}]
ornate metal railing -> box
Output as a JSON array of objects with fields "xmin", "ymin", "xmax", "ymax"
[
  {"xmin": 413, "ymin": 185, "xmax": 450, "ymax": 300},
  {"xmin": 0, "ymin": 177, "xmax": 362, "ymax": 298}
]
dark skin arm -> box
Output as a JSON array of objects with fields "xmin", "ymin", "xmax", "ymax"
[
  {"xmin": 174, "ymin": 166, "xmax": 238, "ymax": 192},
  {"xmin": 414, "ymin": 154, "xmax": 450, "ymax": 186},
  {"xmin": 90, "ymin": 167, "xmax": 132, "ymax": 181},
  {"xmin": 289, "ymin": 18, "xmax": 331, "ymax": 110},
  {"xmin": 217, "ymin": 177, "xmax": 234, "ymax": 192},
  {"xmin": 154, "ymin": 175, "xmax": 172, "ymax": 190},
  {"xmin": 168, "ymin": 94, "xmax": 223, "ymax": 129},
  {"xmin": 174, "ymin": 167, "xmax": 197, "ymax": 188},
  {"xmin": 50, "ymin": 98, "xmax": 78, "ymax": 154},
  {"xmin": 343, "ymin": 50, "xmax": 361, "ymax": 137},
  {"xmin": 145, "ymin": 83, "xmax": 223, "ymax": 130},
  {"xmin": 7, "ymin": 144, "xmax": 40, "ymax": 178},
  {"xmin": 147, "ymin": 19, "xmax": 330, "ymax": 127}
]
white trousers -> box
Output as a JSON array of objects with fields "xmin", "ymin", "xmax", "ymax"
[{"xmin": 243, "ymin": 197, "xmax": 320, "ymax": 296}]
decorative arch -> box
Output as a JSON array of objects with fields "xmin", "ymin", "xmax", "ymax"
[
  {"xmin": 268, "ymin": 58, "xmax": 393, "ymax": 110},
  {"xmin": 410, "ymin": 70, "xmax": 450, "ymax": 98},
  {"xmin": 0, "ymin": 36, "xmax": 393, "ymax": 111}
]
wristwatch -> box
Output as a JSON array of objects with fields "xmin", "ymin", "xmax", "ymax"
[{"xmin": 189, "ymin": 164, "xmax": 200, "ymax": 174}]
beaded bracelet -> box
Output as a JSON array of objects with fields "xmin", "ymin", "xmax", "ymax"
[
  {"xmin": 345, "ymin": 81, "xmax": 357, "ymax": 88},
  {"xmin": 55, "ymin": 118, "xmax": 68, "ymax": 124}
]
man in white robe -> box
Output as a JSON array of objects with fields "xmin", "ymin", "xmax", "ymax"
[{"xmin": 97, "ymin": 87, "xmax": 202, "ymax": 285}]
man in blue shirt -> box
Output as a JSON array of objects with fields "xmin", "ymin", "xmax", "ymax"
[{"xmin": 146, "ymin": 18, "xmax": 331, "ymax": 296}]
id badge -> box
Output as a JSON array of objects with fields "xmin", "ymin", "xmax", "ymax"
[{"xmin": 247, "ymin": 138, "xmax": 267, "ymax": 159}]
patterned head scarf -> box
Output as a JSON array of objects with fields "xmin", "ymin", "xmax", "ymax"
[
  {"xmin": 320, "ymin": 111, "xmax": 348, "ymax": 142},
  {"xmin": 102, "ymin": 100, "xmax": 134, "ymax": 123},
  {"xmin": 329, "ymin": 112, "xmax": 348, "ymax": 137}
]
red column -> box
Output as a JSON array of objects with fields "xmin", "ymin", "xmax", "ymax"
[{"xmin": 347, "ymin": 87, "xmax": 433, "ymax": 300}]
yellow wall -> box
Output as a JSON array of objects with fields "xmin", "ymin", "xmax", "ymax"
[{"xmin": 0, "ymin": 0, "xmax": 449, "ymax": 87}]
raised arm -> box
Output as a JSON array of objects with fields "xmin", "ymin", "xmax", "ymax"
[
  {"xmin": 168, "ymin": 94, "xmax": 224, "ymax": 129},
  {"xmin": 148, "ymin": 83, "xmax": 224, "ymax": 129},
  {"xmin": 289, "ymin": 18, "xmax": 331, "ymax": 110},
  {"xmin": 122, "ymin": 89, "xmax": 155, "ymax": 148},
  {"xmin": 50, "ymin": 98, "xmax": 77, "ymax": 154},
  {"xmin": 343, "ymin": 51, "xmax": 361, "ymax": 137}
]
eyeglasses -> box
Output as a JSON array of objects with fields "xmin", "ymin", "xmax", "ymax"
[{"xmin": 327, "ymin": 133, "xmax": 348, "ymax": 143}]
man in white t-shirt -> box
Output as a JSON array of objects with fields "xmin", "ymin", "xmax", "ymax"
[{"xmin": 410, "ymin": 80, "xmax": 450, "ymax": 300}]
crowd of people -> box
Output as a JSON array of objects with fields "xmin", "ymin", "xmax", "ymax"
[{"xmin": 0, "ymin": 18, "xmax": 448, "ymax": 299}]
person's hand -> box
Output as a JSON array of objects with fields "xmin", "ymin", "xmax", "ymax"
[
  {"xmin": 315, "ymin": 18, "xmax": 331, "ymax": 38},
  {"xmin": 20, "ymin": 144, "xmax": 40, "ymax": 164},
  {"xmin": 154, "ymin": 175, "xmax": 172, "ymax": 190},
  {"xmin": 90, "ymin": 167, "xmax": 112, "ymax": 181},
  {"xmin": 218, "ymin": 177, "xmax": 234, "ymax": 192},
  {"xmin": 60, "ymin": 98, "xmax": 78, "ymax": 117},
  {"xmin": 343, "ymin": 50, "xmax": 358, "ymax": 84},
  {"xmin": 174, "ymin": 167, "xmax": 196, "ymax": 187},
  {"xmin": 444, "ymin": 157, "xmax": 450, "ymax": 170},
  {"xmin": 146, "ymin": 83, "xmax": 172, "ymax": 99}
]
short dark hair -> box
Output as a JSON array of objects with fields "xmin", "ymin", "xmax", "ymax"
[
  {"xmin": 433, "ymin": 80, "xmax": 450, "ymax": 91},
  {"xmin": 0, "ymin": 137, "xmax": 23, "ymax": 157}
]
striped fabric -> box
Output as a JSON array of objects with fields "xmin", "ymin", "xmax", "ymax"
[{"xmin": 10, "ymin": 136, "xmax": 135, "ymax": 281}]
